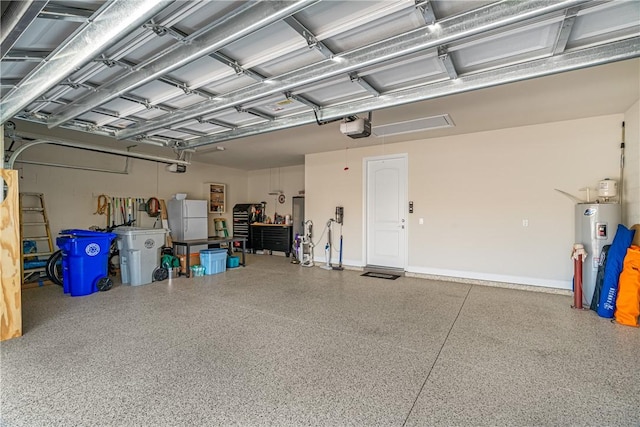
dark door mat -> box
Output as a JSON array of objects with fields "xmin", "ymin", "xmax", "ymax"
[{"xmin": 361, "ymin": 271, "xmax": 400, "ymax": 280}]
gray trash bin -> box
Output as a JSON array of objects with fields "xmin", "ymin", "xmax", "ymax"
[{"xmin": 113, "ymin": 227, "xmax": 167, "ymax": 286}]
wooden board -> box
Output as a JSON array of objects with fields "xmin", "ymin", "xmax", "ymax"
[
  {"xmin": 22, "ymin": 280, "xmax": 54, "ymax": 290},
  {"xmin": 1, "ymin": 169, "xmax": 22, "ymax": 341}
]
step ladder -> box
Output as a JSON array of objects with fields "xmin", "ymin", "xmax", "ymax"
[
  {"xmin": 214, "ymin": 218, "xmax": 229, "ymax": 238},
  {"xmin": 19, "ymin": 193, "xmax": 54, "ymax": 286}
]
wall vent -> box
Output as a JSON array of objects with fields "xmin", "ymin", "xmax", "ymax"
[{"xmin": 372, "ymin": 114, "xmax": 454, "ymax": 137}]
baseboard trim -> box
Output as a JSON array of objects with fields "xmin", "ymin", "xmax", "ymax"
[
  {"xmin": 405, "ymin": 266, "xmax": 572, "ymax": 295},
  {"xmin": 308, "ymin": 258, "xmax": 572, "ymax": 295}
]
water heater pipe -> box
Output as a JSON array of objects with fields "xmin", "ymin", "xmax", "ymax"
[
  {"xmin": 619, "ymin": 121, "xmax": 625, "ymax": 208},
  {"xmin": 573, "ymin": 254, "xmax": 583, "ymax": 309},
  {"xmin": 571, "ymin": 244, "xmax": 587, "ymax": 309}
]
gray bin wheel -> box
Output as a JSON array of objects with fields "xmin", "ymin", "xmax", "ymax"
[
  {"xmin": 97, "ymin": 277, "xmax": 113, "ymax": 292},
  {"xmin": 153, "ymin": 267, "xmax": 168, "ymax": 282}
]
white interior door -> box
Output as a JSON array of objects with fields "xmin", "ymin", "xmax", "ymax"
[{"xmin": 366, "ymin": 155, "xmax": 407, "ymax": 269}]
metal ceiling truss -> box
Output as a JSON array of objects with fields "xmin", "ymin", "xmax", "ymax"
[
  {"xmin": 437, "ymin": 46, "xmax": 458, "ymax": 80},
  {"xmin": 234, "ymin": 106, "xmax": 274, "ymax": 122},
  {"xmin": 415, "ymin": 0, "xmax": 437, "ymax": 26},
  {"xmin": 286, "ymin": 92, "xmax": 321, "ymax": 111},
  {"xmin": 210, "ymin": 52, "xmax": 268, "ymax": 82},
  {"xmin": 47, "ymin": 0, "xmax": 319, "ymax": 128},
  {"xmin": 38, "ymin": 3, "xmax": 94, "ymax": 22},
  {"xmin": 2, "ymin": 49, "xmax": 49, "ymax": 62},
  {"xmin": 1, "ymin": 80, "xmax": 19, "ymax": 89},
  {"xmin": 284, "ymin": 16, "xmax": 381, "ymax": 96},
  {"xmin": 283, "ymin": 16, "xmax": 333, "ymax": 59},
  {"xmin": 197, "ymin": 117, "xmax": 237, "ymax": 130},
  {"xmin": 14, "ymin": 110, "xmax": 180, "ymax": 148},
  {"xmin": 25, "ymin": 78, "xmax": 174, "ymax": 128},
  {"xmin": 349, "ymin": 72, "xmax": 381, "ymax": 97},
  {"xmin": 552, "ymin": 6, "xmax": 582, "ymax": 54},
  {"xmin": 2, "ymin": 0, "xmax": 637, "ymax": 155},
  {"xmin": 114, "ymin": 0, "xmax": 592, "ymax": 141},
  {"xmin": 0, "ymin": 0, "xmax": 49, "ymax": 60},
  {"xmin": 183, "ymin": 37, "xmax": 639, "ymax": 149},
  {"xmin": 23, "ymin": 1, "xmax": 219, "ymax": 115},
  {"xmin": 0, "ymin": 0, "xmax": 174, "ymax": 123}
]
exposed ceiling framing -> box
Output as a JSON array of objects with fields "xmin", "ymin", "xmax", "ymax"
[{"xmin": 1, "ymin": 0, "xmax": 638, "ymax": 162}]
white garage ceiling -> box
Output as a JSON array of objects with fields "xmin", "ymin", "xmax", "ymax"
[{"xmin": 1, "ymin": 0, "xmax": 639, "ymax": 170}]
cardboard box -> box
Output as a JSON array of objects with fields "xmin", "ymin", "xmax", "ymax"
[
  {"xmin": 177, "ymin": 253, "xmax": 200, "ymax": 273},
  {"xmin": 631, "ymin": 224, "xmax": 640, "ymax": 247}
]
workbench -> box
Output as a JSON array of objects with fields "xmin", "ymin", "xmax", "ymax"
[
  {"xmin": 250, "ymin": 224, "xmax": 293, "ymax": 257},
  {"xmin": 172, "ymin": 236, "xmax": 246, "ymax": 277}
]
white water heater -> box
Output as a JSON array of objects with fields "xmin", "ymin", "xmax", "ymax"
[{"xmin": 574, "ymin": 202, "xmax": 621, "ymax": 306}]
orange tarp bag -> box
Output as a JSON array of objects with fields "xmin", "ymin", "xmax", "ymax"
[{"xmin": 614, "ymin": 245, "xmax": 640, "ymax": 327}]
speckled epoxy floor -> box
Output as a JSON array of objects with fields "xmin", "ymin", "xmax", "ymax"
[{"xmin": 1, "ymin": 255, "xmax": 639, "ymax": 426}]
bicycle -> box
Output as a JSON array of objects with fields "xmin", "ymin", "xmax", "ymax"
[{"xmin": 46, "ymin": 220, "xmax": 136, "ymax": 291}]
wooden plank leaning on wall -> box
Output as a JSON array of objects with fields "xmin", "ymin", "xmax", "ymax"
[{"xmin": 1, "ymin": 169, "xmax": 22, "ymax": 341}]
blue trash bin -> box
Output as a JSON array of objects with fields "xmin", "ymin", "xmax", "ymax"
[
  {"xmin": 56, "ymin": 230, "xmax": 116, "ymax": 297},
  {"xmin": 56, "ymin": 236, "xmax": 72, "ymax": 294}
]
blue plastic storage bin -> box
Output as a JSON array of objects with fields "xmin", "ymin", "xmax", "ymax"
[
  {"xmin": 227, "ymin": 256, "xmax": 239, "ymax": 268},
  {"xmin": 56, "ymin": 230, "xmax": 116, "ymax": 297},
  {"xmin": 200, "ymin": 249, "xmax": 227, "ymax": 275}
]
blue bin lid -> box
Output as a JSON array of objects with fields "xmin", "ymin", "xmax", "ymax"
[
  {"xmin": 200, "ymin": 248, "xmax": 227, "ymax": 254},
  {"xmin": 60, "ymin": 229, "xmax": 107, "ymax": 237},
  {"xmin": 59, "ymin": 229, "xmax": 117, "ymax": 241}
]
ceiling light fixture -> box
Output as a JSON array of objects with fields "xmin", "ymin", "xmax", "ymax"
[{"xmin": 372, "ymin": 114, "xmax": 454, "ymax": 137}]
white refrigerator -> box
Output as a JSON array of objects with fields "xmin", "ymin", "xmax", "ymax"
[{"xmin": 167, "ymin": 199, "xmax": 208, "ymax": 254}]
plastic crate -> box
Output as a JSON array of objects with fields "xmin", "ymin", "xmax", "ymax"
[
  {"xmin": 200, "ymin": 249, "xmax": 227, "ymax": 275},
  {"xmin": 227, "ymin": 255, "xmax": 239, "ymax": 268}
]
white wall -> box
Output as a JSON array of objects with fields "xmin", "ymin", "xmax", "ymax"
[
  {"xmin": 247, "ymin": 165, "xmax": 305, "ymax": 221},
  {"xmin": 16, "ymin": 144, "xmax": 248, "ymax": 238},
  {"xmin": 623, "ymin": 99, "xmax": 640, "ymax": 226},
  {"xmin": 306, "ymin": 114, "xmax": 626, "ymax": 290},
  {"xmin": 11, "ymin": 110, "xmax": 636, "ymax": 291}
]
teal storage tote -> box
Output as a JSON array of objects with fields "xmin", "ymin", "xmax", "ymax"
[
  {"xmin": 227, "ymin": 256, "xmax": 240, "ymax": 268},
  {"xmin": 200, "ymin": 249, "xmax": 227, "ymax": 275}
]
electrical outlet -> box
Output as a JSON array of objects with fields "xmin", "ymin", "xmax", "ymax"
[
  {"xmin": 419, "ymin": 218, "xmax": 424, "ymax": 225},
  {"xmin": 522, "ymin": 219, "xmax": 529, "ymax": 227}
]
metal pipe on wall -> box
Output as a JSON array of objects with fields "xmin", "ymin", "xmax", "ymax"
[
  {"xmin": 5, "ymin": 136, "xmax": 190, "ymax": 170},
  {"xmin": 15, "ymin": 158, "xmax": 130, "ymax": 175},
  {"xmin": 619, "ymin": 121, "xmax": 625, "ymax": 215}
]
